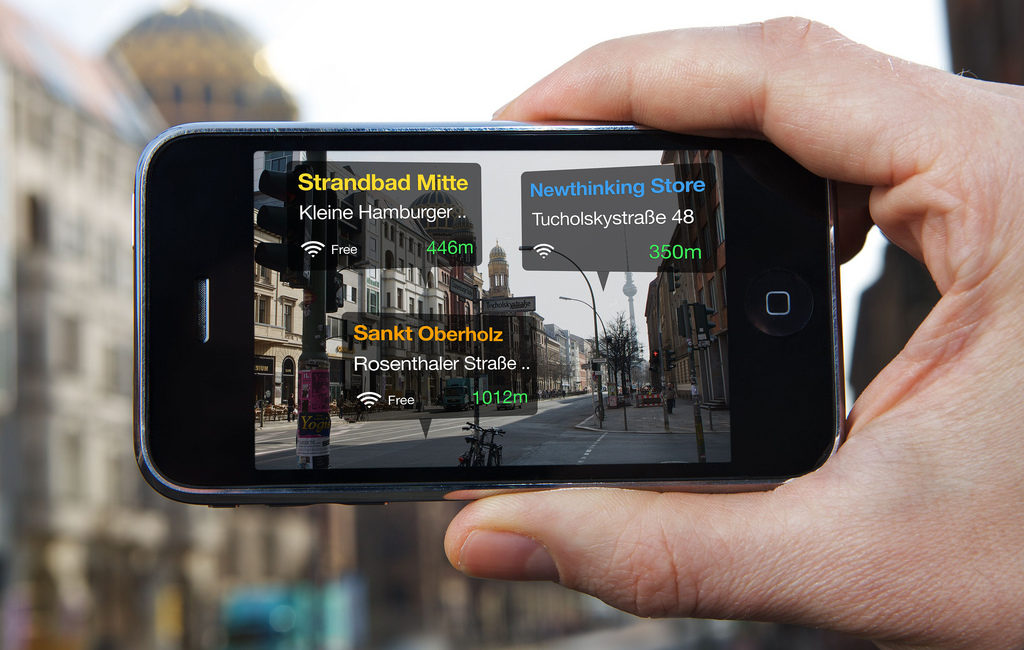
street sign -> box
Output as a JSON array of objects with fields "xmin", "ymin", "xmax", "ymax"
[
  {"xmin": 591, "ymin": 357, "xmax": 607, "ymax": 364},
  {"xmin": 449, "ymin": 277, "xmax": 478, "ymax": 301},
  {"xmin": 482, "ymin": 296, "xmax": 536, "ymax": 313}
]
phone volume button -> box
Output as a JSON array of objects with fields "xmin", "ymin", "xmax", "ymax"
[{"xmin": 196, "ymin": 278, "xmax": 210, "ymax": 343}]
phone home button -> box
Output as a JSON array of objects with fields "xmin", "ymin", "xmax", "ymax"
[
  {"xmin": 765, "ymin": 291, "xmax": 791, "ymax": 316},
  {"xmin": 746, "ymin": 270, "xmax": 813, "ymax": 336}
]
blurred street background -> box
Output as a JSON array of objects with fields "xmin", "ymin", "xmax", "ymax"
[{"xmin": 1, "ymin": 0, "xmax": 1020, "ymax": 647}]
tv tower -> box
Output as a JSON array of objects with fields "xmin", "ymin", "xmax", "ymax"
[{"xmin": 622, "ymin": 232, "xmax": 638, "ymax": 333}]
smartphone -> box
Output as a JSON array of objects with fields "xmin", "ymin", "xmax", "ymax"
[{"xmin": 134, "ymin": 122, "xmax": 844, "ymax": 505}]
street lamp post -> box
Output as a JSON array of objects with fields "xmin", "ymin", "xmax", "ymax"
[
  {"xmin": 522, "ymin": 245, "xmax": 604, "ymax": 427},
  {"xmin": 559, "ymin": 296, "xmax": 607, "ymax": 339},
  {"xmin": 559, "ymin": 295, "xmax": 613, "ymax": 395}
]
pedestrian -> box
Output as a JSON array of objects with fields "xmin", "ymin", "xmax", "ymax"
[
  {"xmin": 665, "ymin": 384, "xmax": 676, "ymax": 414},
  {"xmin": 287, "ymin": 394, "xmax": 295, "ymax": 422},
  {"xmin": 336, "ymin": 392, "xmax": 344, "ymax": 421},
  {"xmin": 355, "ymin": 398, "xmax": 364, "ymax": 422}
]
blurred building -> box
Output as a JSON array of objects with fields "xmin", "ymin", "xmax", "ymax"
[
  {"xmin": 0, "ymin": 10, "xmax": 13, "ymax": 638},
  {"xmin": 356, "ymin": 502, "xmax": 608, "ymax": 648},
  {"xmin": 0, "ymin": 2, "xmax": 339, "ymax": 648},
  {"xmin": 109, "ymin": 2, "xmax": 297, "ymax": 126},
  {"xmin": 946, "ymin": 0, "xmax": 1024, "ymax": 83},
  {"xmin": 0, "ymin": 1, "xmax": 168, "ymax": 646}
]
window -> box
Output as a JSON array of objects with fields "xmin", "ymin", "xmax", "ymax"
[
  {"xmin": 28, "ymin": 194, "xmax": 49, "ymax": 249},
  {"xmin": 418, "ymin": 300, "xmax": 423, "ymax": 315},
  {"xmin": 714, "ymin": 205, "xmax": 725, "ymax": 245},
  {"xmin": 409, "ymin": 298, "xmax": 414, "ymax": 313},
  {"xmin": 282, "ymin": 302, "xmax": 294, "ymax": 333},
  {"xmin": 265, "ymin": 151, "xmax": 291, "ymax": 172},
  {"xmin": 328, "ymin": 317, "xmax": 346, "ymax": 339},
  {"xmin": 399, "ymin": 233, "xmax": 405, "ymax": 247},
  {"xmin": 397, "ymin": 288, "xmax": 404, "ymax": 306},
  {"xmin": 350, "ymin": 287, "xmax": 357, "ymax": 303},
  {"xmin": 62, "ymin": 212, "xmax": 86, "ymax": 258},
  {"xmin": 255, "ymin": 262, "xmax": 272, "ymax": 284},
  {"xmin": 330, "ymin": 358, "xmax": 344, "ymax": 384},
  {"xmin": 57, "ymin": 316, "xmax": 81, "ymax": 375},
  {"xmin": 385, "ymin": 291, "xmax": 392, "ymax": 308},
  {"xmin": 56, "ymin": 433, "xmax": 83, "ymax": 501},
  {"xmin": 98, "ymin": 234, "xmax": 119, "ymax": 287},
  {"xmin": 368, "ymin": 291, "xmax": 379, "ymax": 314},
  {"xmin": 707, "ymin": 277, "xmax": 718, "ymax": 312},
  {"xmin": 256, "ymin": 295, "xmax": 270, "ymax": 324},
  {"xmin": 702, "ymin": 226, "xmax": 714, "ymax": 259},
  {"xmin": 27, "ymin": 108, "xmax": 53, "ymax": 151},
  {"xmin": 103, "ymin": 345, "xmax": 132, "ymax": 396}
]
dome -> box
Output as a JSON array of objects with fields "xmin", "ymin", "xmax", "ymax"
[
  {"xmin": 109, "ymin": 2, "xmax": 297, "ymax": 125},
  {"xmin": 410, "ymin": 190, "xmax": 464, "ymax": 215},
  {"xmin": 489, "ymin": 241, "xmax": 506, "ymax": 262},
  {"xmin": 412, "ymin": 189, "xmax": 474, "ymax": 246}
]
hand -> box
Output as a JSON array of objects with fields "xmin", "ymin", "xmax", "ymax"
[{"xmin": 445, "ymin": 18, "xmax": 1024, "ymax": 649}]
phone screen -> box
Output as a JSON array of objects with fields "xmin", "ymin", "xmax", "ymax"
[{"xmin": 251, "ymin": 148, "xmax": 731, "ymax": 470}]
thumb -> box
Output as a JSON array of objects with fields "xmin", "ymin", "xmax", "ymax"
[{"xmin": 445, "ymin": 486, "xmax": 842, "ymax": 622}]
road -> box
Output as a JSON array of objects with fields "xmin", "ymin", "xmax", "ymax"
[{"xmin": 255, "ymin": 394, "xmax": 729, "ymax": 470}]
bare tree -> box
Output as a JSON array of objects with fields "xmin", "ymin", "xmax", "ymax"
[{"xmin": 600, "ymin": 313, "xmax": 644, "ymax": 398}]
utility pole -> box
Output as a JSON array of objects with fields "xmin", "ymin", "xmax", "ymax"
[
  {"xmin": 680, "ymin": 303, "xmax": 707, "ymax": 463},
  {"xmin": 296, "ymin": 152, "xmax": 331, "ymax": 469}
]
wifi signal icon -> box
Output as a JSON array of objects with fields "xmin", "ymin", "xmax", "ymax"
[
  {"xmin": 357, "ymin": 391, "xmax": 382, "ymax": 408},
  {"xmin": 301, "ymin": 240, "xmax": 325, "ymax": 257},
  {"xmin": 533, "ymin": 243, "xmax": 555, "ymax": 259}
]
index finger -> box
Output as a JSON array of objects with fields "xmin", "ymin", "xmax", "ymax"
[{"xmin": 498, "ymin": 18, "xmax": 959, "ymax": 188}]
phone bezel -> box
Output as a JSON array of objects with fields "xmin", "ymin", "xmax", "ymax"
[{"xmin": 135, "ymin": 122, "xmax": 845, "ymax": 505}]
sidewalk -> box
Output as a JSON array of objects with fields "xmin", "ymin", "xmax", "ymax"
[{"xmin": 576, "ymin": 398, "xmax": 731, "ymax": 434}]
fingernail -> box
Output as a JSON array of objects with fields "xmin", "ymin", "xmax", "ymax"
[
  {"xmin": 457, "ymin": 530, "xmax": 559, "ymax": 581},
  {"xmin": 492, "ymin": 101, "xmax": 513, "ymax": 119}
]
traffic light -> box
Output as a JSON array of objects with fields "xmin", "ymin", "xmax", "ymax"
[
  {"xmin": 254, "ymin": 165, "xmax": 311, "ymax": 288},
  {"xmin": 664, "ymin": 349, "xmax": 676, "ymax": 371},
  {"xmin": 692, "ymin": 304, "xmax": 717, "ymax": 342},
  {"xmin": 333, "ymin": 190, "xmax": 366, "ymax": 262},
  {"xmin": 650, "ymin": 350, "xmax": 661, "ymax": 371},
  {"xmin": 324, "ymin": 189, "xmax": 368, "ymax": 313},
  {"xmin": 326, "ymin": 271, "xmax": 345, "ymax": 313},
  {"xmin": 666, "ymin": 266, "xmax": 684, "ymax": 293},
  {"xmin": 677, "ymin": 304, "xmax": 691, "ymax": 338}
]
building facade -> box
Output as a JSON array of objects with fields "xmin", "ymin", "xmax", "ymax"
[{"xmin": 646, "ymin": 149, "xmax": 729, "ymax": 403}]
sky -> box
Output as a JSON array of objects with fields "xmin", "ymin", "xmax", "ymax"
[{"xmin": 6, "ymin": 0, "xmax": 951, "ymax": 401}]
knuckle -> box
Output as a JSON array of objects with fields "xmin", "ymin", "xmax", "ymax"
[
  {"xmin": 576, "ymin": 500, "xmax": 699, "ymax": 618},
  {"xmin": 757, "ymin": 16, "xmax": 844, "ymax": 55}
]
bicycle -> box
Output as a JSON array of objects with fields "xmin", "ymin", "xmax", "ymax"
[{"xmin": 458, "ymin": 422, "xmax": 505, "ymax": 468}]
